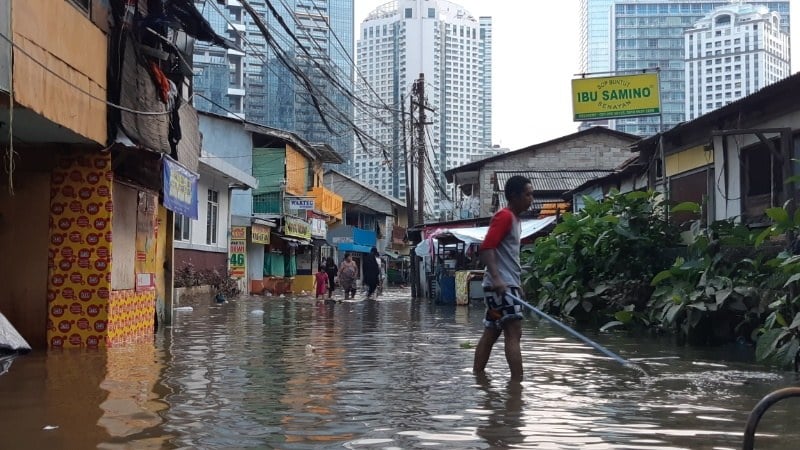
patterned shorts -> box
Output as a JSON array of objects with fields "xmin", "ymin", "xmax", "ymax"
[{"xmin": 483, "ymin": 287, "xmax": 524, "ymax": 329}]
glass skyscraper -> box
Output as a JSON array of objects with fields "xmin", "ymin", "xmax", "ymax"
[
  {"xmin": 580, "ymin": 0, "xmax": 789, "ymax": 136},
  {"xmin": 193, "ymin": 0, "xmax": 355, "ymax": 162}
]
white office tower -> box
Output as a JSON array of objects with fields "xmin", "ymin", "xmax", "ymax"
[
  {"xmin": 685, "ymin": 3, "xmax": 790, "ymax": 120},
  {"xmin": 354, "ymin": 0, "xmax": 492, "ymax": 221}
]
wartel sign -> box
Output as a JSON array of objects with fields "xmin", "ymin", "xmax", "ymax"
[{"xmin": 288, "ymin": 198, "xmax": 315, "ymax": 210}]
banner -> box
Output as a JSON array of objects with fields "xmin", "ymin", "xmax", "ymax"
[
  {"xmin": 135, "ymin": 191, "xmax": 157, "ymax": 292},
  {"xmin": 162, "ymin": 156, "xmax": 199, "ymax": 219},
  {"xmin": 251, "ymin": 223, "xmax": 271, "ymax": 244},
  {"xmin": 310, "ymin": 218, "xmax": 327, "ymax": 239},
  {"xmin": 288, "ymin": 198, "xmax": 315, "ymax": 210},
  {"xmin": 571, "ymin": 73, "xmax": 661, "ymax": 121},
  {"xmin": 284, "ymin": 217, "xmax": 311, "ymax": 240},
  {"xmin": 229, "ymin": 226, "xmax": 247, "ymax": 278}
]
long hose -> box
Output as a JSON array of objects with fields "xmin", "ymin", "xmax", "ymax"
[{"xmin": 505, "ymin": 292, "xmax": 648, "ymax": 376}]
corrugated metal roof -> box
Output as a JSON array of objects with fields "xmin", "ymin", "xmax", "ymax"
[{"xmin": 495, "ymin": 170, "xmax": 615, "ymax": 193}]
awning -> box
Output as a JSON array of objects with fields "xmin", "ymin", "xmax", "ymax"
[
  {"xmin": 338, "ymin": 243, "xmax": 373, "ymax": 253},
  {"xmin": 279, "ymin": 235, "xmax": 311, "ymax": 246},
  {"xmin": 313, "ymin": 238, "xmax": 331, "ymax": 246},
  {"xmin": 415, "ymin": 216, "xmax": 557, "ymax": 257}
]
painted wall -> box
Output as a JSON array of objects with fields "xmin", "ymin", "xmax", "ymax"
[
  {"xmin": 47, "ymin": 151, "xmax": 113, "ymax": 349},
  {"xmin": 173, "ymin": 167, "xmax": 231, "ymax": 257},
  {"xmin": 286, "ymin": 144, "xmax": 309, "ymax": 196},
  {"xmin": 0, "ymin": 169, "xmax": 51, "ymax": 348},
  {"xmin": 12, "ymin": 0, "xmax": 107, "ymax": 143},
  {"xmin": 666, "ymin": 145, "xmax": 714, "ymax": 177},
  {"xmin": 198, "ymin": 115, "xmax": 253, "ymax": 217},
  {"xmin": 253, "ymin": 147, "xmax": 285, "ymax": 194}
]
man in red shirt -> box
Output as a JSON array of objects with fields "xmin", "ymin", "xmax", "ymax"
[{"xmin": 473, "ymin": 175, "xmax": 534, "ymax": 381}]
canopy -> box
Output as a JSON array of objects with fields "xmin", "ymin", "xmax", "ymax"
[
  {"xmin": 338, "ymin": 243, "xmax": 373, "ymax": 253},
  {"xmin": 415, "ymin": 216, "xmax": 556, "ymax": 257}
]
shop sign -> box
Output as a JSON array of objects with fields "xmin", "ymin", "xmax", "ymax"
[
  {"xmin": 284, "ymin": 217, "xmax": 311, "ymax": 240},
  {"xmin": 251, "ymin": 223, "xmax": 271, "ymax": 244},
  {"xmin": 229, "ymin": 226, "xmax": 247, "ymax": 278},
  {"xmin": 288, "ymin": 198, "xmax": 315, "ymax": 210},
  {"xmin": 162, "ymin": 156, "xmax": 199, "ymax": 219},
  {"xmin": 310, "ymin": 218, "xmax": 327, "ymax": 239},
  {"xmin": 332, "ymin": 236, "xmax": 352, "ymax": 244},
  {"xmin": 571, "ymin": 72, "xmax": 661, "ymax": 121}
]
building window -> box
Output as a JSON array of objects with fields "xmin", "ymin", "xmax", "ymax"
[
  {"xmin": 428, "ymin": 7, "xmax": 435, "ymax": 18},
  {"xmin": 67, "ymin": 0, "xmax": 91, "ymax": 14},
  {"xmin": 175, "ymin": 214, "xmax": 191, "ymax": 242},
  {"xmin": 207, "ymin": 189, "xmax": 219, "ymax": 245},
  {"xmin": 405, "ymin": 8, "xmax": 412, "ymax": 18}
]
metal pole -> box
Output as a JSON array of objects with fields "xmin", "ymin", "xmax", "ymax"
[
  {"xmin": 416, "ymin": 74, "xmax": 425, "ymax": 226},
  {"xmin": 506, "ymin": 292, "xmax": 647, "ymax": 375}
]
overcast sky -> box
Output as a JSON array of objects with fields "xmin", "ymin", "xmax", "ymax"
[{"xmin": 354, "ymin": 0, "xmax": 800, "ymax": 151}]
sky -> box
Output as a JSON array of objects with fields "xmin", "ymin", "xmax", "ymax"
[{"xmin": 354, "ymin": 0, "xmax": 800, "ymax": 151}]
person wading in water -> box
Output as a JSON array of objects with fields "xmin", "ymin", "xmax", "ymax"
[{"xmin": 473, "ymin": 175, "xmax": 533, "ymax": 381}]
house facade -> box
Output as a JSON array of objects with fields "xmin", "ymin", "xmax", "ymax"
[
  {"xmin": 249, "ymin": 126, "xmax": 344, "ymax": 295},
  {"xmin": 631, "ymin": 72, "xmax": 800, "ymax": 227},
  {"xmin": 445, "ymin": 127, "xmax": 640, "ymax": 219}
]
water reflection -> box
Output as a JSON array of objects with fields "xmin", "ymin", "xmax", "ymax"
[{"xmin": 1, "ymin": 288, "xmax": 800, "ymax": 449}]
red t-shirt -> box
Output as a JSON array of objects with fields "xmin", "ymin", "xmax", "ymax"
[{"xmin": 481, "ymin": 208, "xmax": 513, "ymax": 250}]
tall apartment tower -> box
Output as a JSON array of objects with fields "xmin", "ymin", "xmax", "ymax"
[
  {"xmin": 684, "ymin": 3, "xmax": 790, "ymax": 120},
  {"xmin": 579, "ymin": 0, "xmax": 789, "ymax": 137},
  {"xmin": 193, "ymin": 1, "xmax": 247, "ymax": 118},
  {"xmin": 193, "ymin": 0, "xmax": 355, "ymax": 162},
  {"xmin": 354, "ymin": 0, "xmax": 492, "ymax": 219}
]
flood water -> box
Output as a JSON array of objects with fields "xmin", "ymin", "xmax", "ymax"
[{"xmin": 1, "ymin": 288, "xmax": 800, "ymax": 449}]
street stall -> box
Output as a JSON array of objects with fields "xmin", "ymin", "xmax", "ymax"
[{"xmin": 415, "ymin": 216, "xmax": 557, "ymax": 305}]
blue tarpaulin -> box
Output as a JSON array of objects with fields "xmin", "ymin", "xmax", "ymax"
[{"xmin": 338, "ymin": 243, "xmax": 373, "ymax": 253}]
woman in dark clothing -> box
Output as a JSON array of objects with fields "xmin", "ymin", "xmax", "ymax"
[
  {"xmin": 324, "ymin": 257, "xmax": 338, "ymax": 299},
  {"xmin": 362, "ymin": 247, "xmax": 381, "ymax": 300}
]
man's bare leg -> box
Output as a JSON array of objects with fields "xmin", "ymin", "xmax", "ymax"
[
  {"xmin": 503, "ymin": 319, "xmax": 523, "ymax": 381},
  {"xmin": 473, "ymin": 327, "xmax": 501, "ymax": 374}
]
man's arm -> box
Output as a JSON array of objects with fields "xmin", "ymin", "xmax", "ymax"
[{"xmin": 481, "ymin": 248, "xmax": 507, "ymax": 296}]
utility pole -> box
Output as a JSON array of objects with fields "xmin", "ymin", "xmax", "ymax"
[{"xmin": 415, "ymin": 73, "xmax": 426, "ymax": 226}]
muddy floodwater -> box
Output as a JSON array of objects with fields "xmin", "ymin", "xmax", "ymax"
[{"xmin": 1, "ymin": 288, "xmax": 799, "ymax": 449}]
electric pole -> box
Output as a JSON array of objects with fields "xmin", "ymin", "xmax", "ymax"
[{"xmin": 414, "ymin": 74, "xmax": 426, "ymax": 226}]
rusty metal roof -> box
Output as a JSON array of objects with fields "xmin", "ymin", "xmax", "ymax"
[{"xmin": 494, "ymin": 170, "xmax": 615, "ymax": 193}]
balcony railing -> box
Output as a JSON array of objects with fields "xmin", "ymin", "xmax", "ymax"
[{"xmin": 311, "ymin": 186, "xmax": 343, "ymax": 221}]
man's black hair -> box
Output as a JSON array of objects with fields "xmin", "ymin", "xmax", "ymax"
[{"xmin": 504, "ymin": 175, "xmax": 532, "ymax": 202}]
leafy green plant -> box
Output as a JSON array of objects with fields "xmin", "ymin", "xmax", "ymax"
[{"xmin": 523, "ymin": 190, "xmax": 678, "ymax": 325}]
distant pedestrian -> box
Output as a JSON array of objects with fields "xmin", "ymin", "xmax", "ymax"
[
  {"xmin": 315, "ymin": 266, "xmax": 329, "ymax": 300},
  {"xmin": 324, "ymin": 257, "xmax": 338, "ymax": 299},
  {"xmin": 473, "ymin": 175, "xmax": 533, "ymax": 381},
  {"xmin": 338, "ymin": 253, "xmax": 358, "ymax": 300},
  {"xmin": 362, "ymin": 247, "xmax": 381, "ymax": 300}
]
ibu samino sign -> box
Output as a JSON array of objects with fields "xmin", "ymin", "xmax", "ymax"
[{"xmin": 571, "ymin": 73, "xmax": 661, "ymax": 121}]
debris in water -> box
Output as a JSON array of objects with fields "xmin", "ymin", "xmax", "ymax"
[
  {"xmin": 251, "ymin": 310, "xmax": 265, "ymax": 316},
  {"xmin": 460, "ymin": 342, "xmax": 474, "ymax": 349},
  {"xmin": 305, "ymin": 344, "xmax": 316, "ymax": 354},
  {"xmin": 175, "ymin": 306, "xmax": 194, "ymax": 312},
  {"xmin": 43, "ymin": 425, "xmax": 59, "ymax": 431}
]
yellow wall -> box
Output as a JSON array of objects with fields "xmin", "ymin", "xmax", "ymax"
[
  {"xmin": 12, "ymin": 0, "xmax": 107, "ymax": 144},
  {"xmin": 47, "ymin": 151, "xmax": 112, "ymax": 348},
  {"xmin": 666, "ymin": 145, "xmax": 713, "ymax": 177},
  {"xmin": 294, "ymin": 275, "xmax": 315, "ymax": 294},
  {"xmin": 285, "ymin": 144, "xmax": 309, "ymax": 196}
]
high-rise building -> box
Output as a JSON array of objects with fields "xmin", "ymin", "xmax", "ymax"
[
  {"xmin": 579, "ymin": 0, "xmax": 789, "ymax": 136},
  {"xmin": 192, "ymin": 0, "xmax": 355, "ymax": 163},
  {"xmin": 354, "ymin": 0, "xmax": 492, "ymax": 219},
  {"xmin": 193, "ymin": 1, "xmax": 247, "ymax": 118},
  {"xmin": 684, "ymin": 3, "xmax": 790, "ymax": 120}
]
